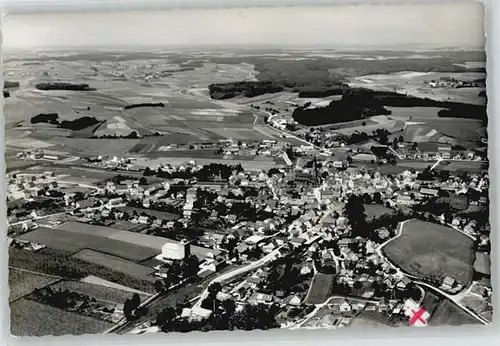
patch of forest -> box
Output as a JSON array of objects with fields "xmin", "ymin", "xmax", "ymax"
[
  {"xmin": 35, "ymin": 83, "xmax": 96, "ymax": 91},
  {"xmin": 291, "ymin": 88, "xmax": 487, "ymax": 126},
  {"xmin": 206, "ymin": 53, "xmax": 485, "ymax": 100},
  {"xmin": 208, "ymin": 81, "xmax": 284, "ymax": 100},
  {"xmin": 124, "ymin": 102, "xmax": 165, "ymax": 110},
  {"xmin": 30, "ymin": 113, "xmax": 101, "ymax": 131},
  {"xmin": 292, "ymin": 89, "xmax": 391, "ymax": 126},
  {"xmin": 4, "ymin": 81, "xmax": 20, "ymax": 88}
]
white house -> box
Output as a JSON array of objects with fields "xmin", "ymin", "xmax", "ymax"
[{"xmin": 340, "ymin": 301, "xmax": 352, "ymax": 312}]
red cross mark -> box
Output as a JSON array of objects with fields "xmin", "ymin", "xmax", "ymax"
[{"xmin": 409, "ymin": 307, "xmax": 428, "ymax": 326}]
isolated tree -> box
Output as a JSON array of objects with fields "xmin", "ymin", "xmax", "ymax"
[
  {"xmin": 378, "ymin": 132, "xmax": 389, "ymax": 145},
  {"xmin": 222, "ymin": 299, "xmax": 237, "ymax": 316},
  {"xmin": 154, "ymin": 280, "xmax": 164, "ymax": 293},
  {"xmin": 208, "ymin": 282, "xmax": 222, "ymax": 300},
  {"xmin": 353, "ymin": 281, "xmax": 363, "ymax": 290},
  {"xmin": 181, "ymin": 255, "xmax": 200, "ymax": 279},
  {"xmin": 156, "ymin": 306, "xmax": 176, "ymax": 328},
  {"xmin": 123, "ymin": 299, "xmax": 134, "ymax": 320},
  {"xmin": 131, "ymin": 293, "xmax": 141, "ymax": 310}
]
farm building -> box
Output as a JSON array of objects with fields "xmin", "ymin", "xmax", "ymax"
[{"xmin": 160, "ymin": 240, "xmax": 191, "ymax": 260}]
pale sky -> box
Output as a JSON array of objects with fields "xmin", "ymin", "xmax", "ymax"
[{"xmin": 1, "ymin": 2, "xmax": 485, "ymax": 49}]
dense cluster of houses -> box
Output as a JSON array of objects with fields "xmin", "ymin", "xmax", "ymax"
[{"xmin": 8, "ymin": 135, "xmax": 492, "ymax": 327}]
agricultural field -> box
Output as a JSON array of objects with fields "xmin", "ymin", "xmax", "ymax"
[
  {"xmin": 304, "ymin": 273, "xmax": 335, "ymax": 304},
  {"xmin": 437, "ymin": 160, "xmax": 488, "ymax": 174},
  {"xmin": 383, "ymin": 219, "xmax": 475, "ymax": 286},
  {"xmin": 17, "ymin": 227, "xmax": 159, "ymax": 261},
  {"xmin": 72, "ymin": 249, "xmax": 155, "ymax": 281},
  {"xmin": 3, "ymin": 56, "xmax": 288, "ymax": 159},
  {"xmin": 347, "ymin": 71, "xmax": 486, "ymax": 106},
  {"xmin": 363, "ymin": 204, "xmax": 395, "ymax": 222},
  {"xmin": 48, "ymin": 279, "xmax": 150, "ymax": 303},
  {"xmin": 333, "ymin": 120, "xmax": 403, "ymax": 136},
  {"xmin": 417, "ymin": 290, "xmax": 479, "ymax": 326},
  {"xmin": 10, "ymin": 298, "xmax": 113, "ymax": 336},
  {"xmin": 349, "ymin": 310, "xmax": 399, "ymax": 329},
  {"xmin": 8, "ymin": 268, "xmax": 61, "ymax": 302},
  {"xmin": 55, "ymin": 221, "xmax": 120, "ymax": 237},
  {"xmin": 386, "ymin": 106, "xmax": 446, "ymax": 121},
  {"xmin": 428, "ymin": 300, "xmax": 480, "ymax": 326},
  {"xmin": 109, "ymin": 220, "xmax": 150, "ymax": 233},
  {"xmin": 81, "ymin": 275, "xmax": 152, "ymax": 296},
  {"xmin": 9, "ymin": 247, "xmax": 157, "ymax": 294}
]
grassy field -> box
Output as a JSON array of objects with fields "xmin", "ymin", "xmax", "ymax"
[
  {"xmin": 8, "ymin": 268, "xmax": 61, "ymax": 303},
  {"xmin": 10, "ymin": 298, "xmax": 113, "ymax": 336},
  {"xmin": 348, "ymin": 71, "xmax": 486, "ymax": 105},
  {"xmin": 305, "ymin": 273, "xmax": 335, "ymax": 304},
  {"xmin": 109, "ymin": 220, "xmax": 150, "ymax": 232},
  {"xmin": 418, "ymin": 290, "xmax": 478, "ymax": 326},
  {"xmin": 81, "ymin": 275, "xmax": 152, "ymax": 296},
  {"xmin": 473, "ymin": 252, "xmax": 491, "ymax": 276},
  {"xmin": 364, "ymin": 204, "xmax": 395, "ymax": 222},
  {"xmin": 9, "ymin": 248, "xmax": 156, "ymax": 294},
  {"xmin": 17, "ymin": 227, "xmax": 159, "ymax": 262},
  {"xmin": 349, "ymin": 310, "xmax": 398, "ymax": 329},
  {"xmin": 72, "ymin": 249, "xmax": 155, "ymax": 281},
  {"xmin": 48, "ymin": 279, "xmax": 150, "ymax": 304},
  {"xmin": 386, "ymin": 106, "xmax": 446, "ymax": 120},
  {"xmin": 55, "ymin": 221, "xmax": 119, "ymax": 237},
  {"xmin": 384, "ymin": 219, "xmax": 475, "ymax": 286},
  {"xmin": 429, "ymin": 300, "xmax": 480, "ymax": 326}
]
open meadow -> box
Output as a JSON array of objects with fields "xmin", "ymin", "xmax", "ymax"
[
  {"xmin": 9, "ymin": 247, "xmax": 157, "ymax": 294},
  {"xmin": 72, "ymin": 249, "xmax": 155, "ymax": 281},
  {"xmin": 48, "ymin": 279, "xmax": 150, "ymax": 303},
  {"xmin": 383, "ymin": 219, "xmax": 475, "ymax": 286},
  {"xmin": 17, "ymin": 227, "xmax": 160, "ymax": 262},
  {"xmin": 363, "ymin": 204, "xmax": 395, "ymax": 222},
  {"xmin": 305, "ymin": 272, "xmax": 335, "ymax": 304},
  {"xmin": 10, "ymin": 298, "xmax": 113, "ymax": 336},
  {"xmin": 8, "ymin": 268, "xmax": 61, "ymax": 303},
  {"xmin": 347, "ymin": 71, "xmax": 486, "ymax": 105}
]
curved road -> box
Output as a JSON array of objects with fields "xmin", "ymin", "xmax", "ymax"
[{"xmin": 289, "ymin": 295, "xmax": 380, "ymax": 330}]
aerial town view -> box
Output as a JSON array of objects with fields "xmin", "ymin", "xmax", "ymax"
[{"xmin": 3, "ymin": 2, "xmax": 491, "ymax": 337}]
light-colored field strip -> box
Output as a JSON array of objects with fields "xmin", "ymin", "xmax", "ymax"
[{"xmin": 81, "ymin": 275, "xmax": 152, "ymax": 296}]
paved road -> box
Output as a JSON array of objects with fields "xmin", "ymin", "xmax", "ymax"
[
  {"xmin": 192, "ymin": 212, "xmax": 330, "ymax": 311},
  {"xmin": 192, "ymin": 245, "xmax": 285, "ymax": 310},
  {"xmin": 289, "ymin": 295, "xmax": 380, "ymax": 329}
]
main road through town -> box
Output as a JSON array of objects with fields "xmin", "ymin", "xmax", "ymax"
[{"xmin": 191, "ymin": 215, "xmax": 328, "ymax": 311}]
